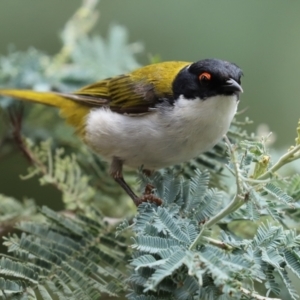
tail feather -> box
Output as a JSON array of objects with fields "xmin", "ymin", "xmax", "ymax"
[
  {"xmin": 0, "ymin": 89, "xmax": 72, "ymax": 108},
  {"xmin": 0, "ymin": 89, "xmax": 90, "ymax": 135}
]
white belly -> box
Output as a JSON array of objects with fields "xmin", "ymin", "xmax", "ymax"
[{"xmin": 85, "ymin": 95, "xmax": 238, "ymax": 169}]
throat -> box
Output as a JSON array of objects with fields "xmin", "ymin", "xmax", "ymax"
[{"xmin": 170, "ymin": 94, "xmax": 238, "ymax": 156}]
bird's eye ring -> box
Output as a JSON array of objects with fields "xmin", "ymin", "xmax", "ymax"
[{"xmin": 199, "ymin": 72, "xmax": 211, "ymax": 81}]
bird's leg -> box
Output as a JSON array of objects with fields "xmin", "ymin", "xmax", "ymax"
[
  {"xmin": 110, "ymin": 157, "xmax": 162, "ymax": 206},
  {"xmin": 142, "ymin": 169, "xmax": 153, "ymax": 177},
  {"xmin": 110, "ymin": 157, "xmax": 141, "ymax": 206}
]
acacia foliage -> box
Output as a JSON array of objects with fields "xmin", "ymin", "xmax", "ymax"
[{"xmin": 1, "ymin": 1, "xmax": 300, "ymax": 299}]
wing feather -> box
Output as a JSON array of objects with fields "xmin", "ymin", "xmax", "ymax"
[{"xmin": 73, "ymin": 61, "xmax": 190, "ymax": 114}]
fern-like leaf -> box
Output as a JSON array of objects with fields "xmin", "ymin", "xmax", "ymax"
[
  {"xmin": 132, "ymin": 236, "xmax": 180, "ymax": 254},
  {"xmin": 153, "ymin": 207, "xmax": 190, "ymax": 244},
  {"xmin": 283, "ymin": 249, "xmax": 300, "ymax": 279},
  {"xmin": 263, "ymin": 183, "xmax": 294, "ymax": 207},
  {"xmin": 1, "ymin": 207, "xmax": 127, "ymax": 299},
  {"xmin": 144, "ymin": 248, "xmax": 186, "ymax": 292}
]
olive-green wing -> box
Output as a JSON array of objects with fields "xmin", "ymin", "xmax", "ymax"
[
  {"xmin": 75, "ymin": 75, "xmax": 157, "ymax": 114},
  {"xmin": 74, "ymin": 61, "xmax": 191, "ymax": 114}
]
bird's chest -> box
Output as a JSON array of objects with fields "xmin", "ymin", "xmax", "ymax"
[
  {"xmin": 154, "ymin": 95, "xmax": 238, "ymax": 166},
  {"xmin": 85, "ymin": 95, "xmax": 238, "ymax": 169}
]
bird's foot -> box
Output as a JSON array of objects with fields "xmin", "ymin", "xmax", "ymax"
[
  {"xmin": 134, "ymin": 184, "xmax": 162, "ymax": 206},
  {"xmin": 111, "ymin": 158, "xmax": 162, "ymax": 207}
]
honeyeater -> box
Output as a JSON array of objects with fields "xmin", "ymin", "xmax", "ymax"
[{"xmin": 0, "ymin": 59, "xmax": 243, "ymax": 205}]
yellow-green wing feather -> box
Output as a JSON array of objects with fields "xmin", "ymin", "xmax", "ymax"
[
  {"xmin": 76, "ymin": 61, "xmax": 190, "ymax": 113},
  {"xmin": 0, "ymin": 61, "xmax": 190, "ymax": 133}
]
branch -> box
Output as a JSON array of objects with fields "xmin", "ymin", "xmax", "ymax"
[
  {"xmin": 189, "ymin": 136, "xmax": 247, "ymax": 250},
  {"xmin": 257, "ymin": 144, "xmax": 300, "ymax": 180},
  {"xmin": 240, "ymin": 287, "xmax": 281, "ymax": 300},
  {"xmin": 203, "ymin": 237, "xmax": 233, "ymax": 250},
  {"xmin": 201, "ymin": 136, "xmax": 246, "ymax": 226}
]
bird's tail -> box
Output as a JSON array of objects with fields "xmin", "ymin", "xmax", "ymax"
[
  {"xmin": 0, "ymin": 89, "xmax": 90, "ymax": 134},
  {"xmin": 0, "ymin": 89, "xmax": 71, "ymax": 107}
]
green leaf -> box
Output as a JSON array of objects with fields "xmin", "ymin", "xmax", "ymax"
[
  {"xmin": 0, "ymin": 278, "xmax": 23, "ymax": 293},
  {"xmin": 263, "ymin": 183, "xmax": 295, "ymax": 207},
  {"xmin": 132, "ymin": 236, "xmax": 180, "ymax": 254},
  {"xmin": 277, "ymin": 268, "xmax": 299, "ymax": 300},
  {"xmin": 144, "ymin": 249, "xmax": 186, "ymax": 292},
  {"xmin": 284, "ymin": 249, "xmax": 300, "ymax": 279},
  {"xmin": 154, "ymin": 207, "xmax": 190, "ymax": 244}
]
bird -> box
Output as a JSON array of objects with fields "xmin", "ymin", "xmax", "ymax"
[{"xmin": 0, "ymin": 59, "xmax": 243, "ymax": 206}]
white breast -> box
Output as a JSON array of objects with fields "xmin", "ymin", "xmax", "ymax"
[{"xmin": 85, "ymin": 95, "xmax": 238, "ymax": 169}]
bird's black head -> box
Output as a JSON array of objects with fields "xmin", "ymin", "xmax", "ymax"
[{"xmin": 172, "ymin": 59, "xmax": 243, "ymax": 100}]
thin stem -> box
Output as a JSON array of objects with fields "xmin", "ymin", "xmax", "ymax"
[
  {"xmin": 240, "ymin": 287, "xmax": 280, "ymax": 300},
  {"xmin": 257, "ymin": 144, "xmax": 300, "ymax": 180},
  {"xmin": 203, "ymin": 237, "xmax": 233, "ymax": 250},
  {"xmin": 224, "ymin": 135, "xmax": 243, "ymax": 194},
  {"xmin": 241, "ymin": 177, "xmax": 271, "ymax": 184},
  {"xmin": 204, "ymin": 136, "xmax": 246, "ymax": 227},
  {"xmin": 189, "ymin": 136, "xmax": 246, "ymax": 250},
  {"xmin": 204, "ymin": 193, "xmax": 243, "ymax": 228},
  {"xmin": 225, "ymin": 165, "xmax": 271, "ymax": 184}
]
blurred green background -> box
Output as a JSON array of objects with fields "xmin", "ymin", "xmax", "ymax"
[
  {"xmin": 0, "ymin": 0, "xmax": 300, "ymax": 206},
  {"xmin": 1, "ymin": 0, "xmax": 300, "ymax": 146}
]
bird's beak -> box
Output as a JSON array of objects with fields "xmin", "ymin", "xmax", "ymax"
[{"xmin": 222, "ymin": 78, "xmax": 243, "ymax": 93}]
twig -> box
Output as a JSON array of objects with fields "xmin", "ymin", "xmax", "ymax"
[
  {"xmin": 224, "ymin": 164, "xmax": 271, "ymax": 184},
  {"xmin": 257, "ymin": 144, "xmax": 300, "ymax": 180},
  {"xmin": 9, "ymin": 107, "xmax": 48, "ymax": 174},
  {"xmin": 8, "ymin": 109, "xmax": 65, "ymax": 193},
  {"xmin": 240, "ymin": 287, "xmax": 280, "ymax": 300},
  {"xmin": 9, "ymin": 105, "xmax": 35, "ymax": 164},
  {"xmin": 204, "ymin": 136, "xmax": 245, "ymax": 225},
  {"xmin": 189, "ymin": 136, "xmax": 247, "ymax": 250},
  {"xmin": 203, "ymin": 237, "xmax": 233, "ymax": 250}
]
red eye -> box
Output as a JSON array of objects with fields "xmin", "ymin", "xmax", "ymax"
[{"xmin": 199, "ymin": 72, "xmax": 211, "ymax": 81}]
